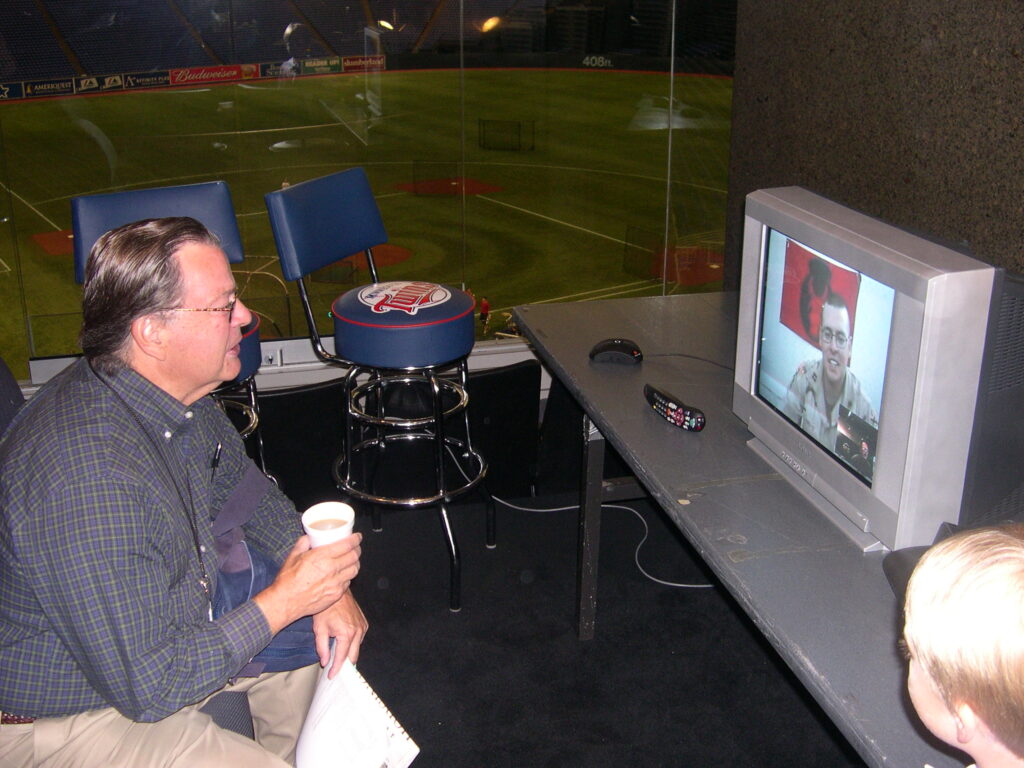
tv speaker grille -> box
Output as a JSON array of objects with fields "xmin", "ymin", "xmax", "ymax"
[
  {"xmin": 982, "ymin": 480, "xmax": 1024, "ymax": 527},
  {"xmin": 989, "ymin": 291, "xmax": 1024, "ymax": 393}
]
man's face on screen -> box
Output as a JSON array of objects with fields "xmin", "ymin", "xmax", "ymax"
[{"xmin": 819, "ymin": 303, "xmax": 851, "ymax": 387}]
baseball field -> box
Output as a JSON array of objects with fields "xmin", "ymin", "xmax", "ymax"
[{"xmin": 0, "ymin": 67, "xmax": 732, "ymax": 373}]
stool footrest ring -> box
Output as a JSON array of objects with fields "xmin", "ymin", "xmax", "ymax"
[
  {"xmin": 333, "ymin": 433, "xmax": 487, "ymax": 507},
  {"xmin": 216, "ymin": 398, "xmax": 259, "ymax": 438},
  {"xmin": 349, "ymin": 374, "xmax": 469, "ymax": 428}
]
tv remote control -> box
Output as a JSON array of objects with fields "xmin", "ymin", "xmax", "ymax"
[{"xmin": 643, "ymin": 383, "xmax": 706, "ymax": 432}]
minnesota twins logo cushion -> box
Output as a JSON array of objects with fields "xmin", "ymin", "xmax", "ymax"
[{"xmin": 331, "ymin": 281, "xmax": 476, "ymax": 368}]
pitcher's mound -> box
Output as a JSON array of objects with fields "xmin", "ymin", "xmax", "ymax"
[{"xmin": 32, "ymin": 230, "xmax": 74, "ymax": 255}]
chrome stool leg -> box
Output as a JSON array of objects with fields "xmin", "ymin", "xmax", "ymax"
[
  {"xmin": 429, "ymin": 370, "xmax": 462, "ymax": 611},
  {"xmin": 438, "ymin": 501, "xmax": 461, "ymax": 612},
  {"xmin": 333, "ymin": 361, "xmax": 488, "ymax": 610},
  {"xmin": 369, "ymin": 369, "xmax": 387, "ymax": 532}
]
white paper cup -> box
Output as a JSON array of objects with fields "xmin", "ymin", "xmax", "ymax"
[{"xmin": 302, "ymin": 501, "xmax": 355, "ymax": 548}]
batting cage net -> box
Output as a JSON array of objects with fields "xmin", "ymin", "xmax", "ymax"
[{"xmin": 478, "ymin": 119, "xmax": 535, "ymax": 151}]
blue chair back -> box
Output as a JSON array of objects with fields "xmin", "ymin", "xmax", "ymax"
[
  {"xmin": 0, "ymin": 356, "xmax": 25, "ymax": 437},
  {"xmin": 264, "ymin": 167, "xmax": 388, "ymax": 282},
  {"xmin": 237, "ymin": 316, "xmax": 263, "ymax": 382},
  {"xmin": 71, "ymin": 181, "xmax": 245, "ymax": 284},
  {"xmin": 70, "ymin": 181, "xmax": 259, "ymax": 384}
]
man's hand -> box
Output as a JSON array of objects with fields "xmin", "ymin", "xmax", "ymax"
[
  {"xmin": 253, "ymin": 533, "xmax": 362, "ymax": 635},
  {"xmin": 313, "ymin": 591, "xmax": 369, "ymax": 678}
]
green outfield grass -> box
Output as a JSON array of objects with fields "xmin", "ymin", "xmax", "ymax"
[{"xmin": 0, "ymin": 68, "xmax": 732, "ymax": 374}]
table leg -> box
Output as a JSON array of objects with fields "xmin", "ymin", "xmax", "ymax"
[{"xmin": 577, "ymin": 415, "xmax": 604, "ymax": 640}]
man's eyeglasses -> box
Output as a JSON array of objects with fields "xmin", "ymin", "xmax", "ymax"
[
  {"xmin": 820, "ymin": 328, "xmax": 849, "ymax": 348},
  {"xmin": 164, "ymin": 298, "xmax": 238, "ymax": 318}
]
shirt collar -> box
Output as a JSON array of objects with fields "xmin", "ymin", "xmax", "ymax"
[{"xmin": 90, "ymin": 361, "xmax": 211, "ymax": 440}]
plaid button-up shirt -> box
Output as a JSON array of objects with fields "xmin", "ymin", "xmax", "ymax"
[{"xmin": 0, "ymin": 358, "xmax": 302, "ymax": 721}]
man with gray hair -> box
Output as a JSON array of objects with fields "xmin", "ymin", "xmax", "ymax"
[{"xmin": 0, "ymin": 217, "xmax": 366, "ymax": 767}]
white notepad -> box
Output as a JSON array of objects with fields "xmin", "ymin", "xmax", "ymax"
[{"xmin": 296, "ymin": 657, "xmax": 419, "ymax": 768}]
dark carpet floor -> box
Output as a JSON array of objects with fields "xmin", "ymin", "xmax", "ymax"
[{"xmin": 349, "ymin": 494, "xmax": 867, "ymax": 767}]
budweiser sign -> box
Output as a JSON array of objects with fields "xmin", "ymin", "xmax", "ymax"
[
  {"xmin": 358, "ymin": 281, "xmax": 449, "ymax": 316},
  {"xmin": 170, "ymin": 65, "xmax": 253, "ymax": 85}
]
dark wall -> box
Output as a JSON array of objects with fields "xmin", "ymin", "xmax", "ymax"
[{"xmin": 724, "ymin": 0, "xmax": 1024, "ymax": 286}]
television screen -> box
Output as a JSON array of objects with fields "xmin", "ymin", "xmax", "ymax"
[
  {"xmin": 754, "ymin": 229, "xmax": 895, "ymax": 485},
  {"xmin": 733, "ymin": 186, "xmax": 1021, "ymax": 551}
]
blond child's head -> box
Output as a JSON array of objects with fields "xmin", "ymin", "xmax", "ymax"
[{"xmin": 903, "ymin": 524, "xmax": 1024, "ymax": 763}]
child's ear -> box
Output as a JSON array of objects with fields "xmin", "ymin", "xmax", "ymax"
[{"xmin": 953, "ymin": 701, "xmax": 980, "ymax": 745}]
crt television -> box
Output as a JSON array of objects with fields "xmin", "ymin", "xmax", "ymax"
[{"xmin": 733, "ymin": 186, "xmax": 1024, "ymax": 552}]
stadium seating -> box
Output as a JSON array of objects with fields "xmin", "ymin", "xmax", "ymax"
[
  {"xmin": 183, "ymin": 1, "xmax": 304, "ymax": 66},
  {"xmin": 43, "ymin": 1, "xmax": 209, "ymax": 76},
  {"xmin": 2, "ymin": 0, "xmax": 531, "ymax": 81},
  {"xmin": 3, "ymin": 0, "xmax": 76, "ymax": 80}
]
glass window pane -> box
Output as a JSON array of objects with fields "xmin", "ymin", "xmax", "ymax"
[{"xmin": 0, "ymin": 0, "xmax": 734, "ymax": 373}]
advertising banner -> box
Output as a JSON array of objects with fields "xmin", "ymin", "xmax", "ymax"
[
  {"xmin": 0, "ymin": 83, "xmax": 25, "ymax": 100},
  {"xmin": 76, "ymin": 75, "xmax": 125, "ymax": 94},
  {"xmin": 169, "ymin": 64, "xmax": 258, "ymax": 86},
  {"xmin": 300, "ymin": 58, "xmax": 342, "ymax": 75},
  {"xmin": 124, "ymin": 71, "xmax": 172, "ymax": 90},
  {"xmin": 23, "ymin": 78, "xmax": 75, "ymax": 98},
  {"xmin": 342, "ymin": 56, "xmax": 386, "ymax": 73}
]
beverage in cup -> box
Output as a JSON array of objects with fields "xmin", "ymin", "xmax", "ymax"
[{"xmin": 301, "ymin": 501, "xmax": 355, "ymax": 547}]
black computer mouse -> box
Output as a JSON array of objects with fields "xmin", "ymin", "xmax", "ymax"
[{"xmin": 589, "ymin": 338, "xmax": 643, "ymax": 364}]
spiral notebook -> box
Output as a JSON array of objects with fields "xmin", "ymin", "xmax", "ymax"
[{"xmin": 296, "ymin": 657, "xmax": 419, "ymax": 768}]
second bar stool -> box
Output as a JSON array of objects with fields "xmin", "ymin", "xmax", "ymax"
[{"xmin": 264, "ymin": 167, "xmax": 489, "ymax": 611}]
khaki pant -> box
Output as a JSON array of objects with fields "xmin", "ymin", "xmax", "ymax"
[{"xmin": 0, "ymin": 664, "xmax": 320, "ymax": 768}]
